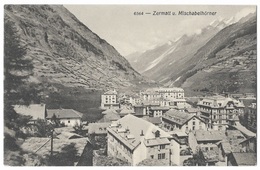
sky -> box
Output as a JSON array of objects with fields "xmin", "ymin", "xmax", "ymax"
[{"xmin": 64, "ymin": 5, "xmax": 256, "ymax": 56}]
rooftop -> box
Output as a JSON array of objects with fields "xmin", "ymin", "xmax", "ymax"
[
  {"xmin": 142, "ymin": 117, "xmax": 162, "ymax": 125},
  {"xmin": 102, "ymin": 108, "xmax": 118, "ymax": 115},
  {"xmin": 46, "ymin": 109, "xmax": 83, "ymax": 119},
  {"xmin": 13, "ymin": 104, "xmax": 46, "ymax": 120},
  {"xmin": 185, "ymin": 107, "xmax": 199, "ymax": 113},
  {"xmin": 99, "ymin": 111, "xmax": 120, "ymax": 123},
  {"xmin": 150, "ymin": 106, "xmax": 170, "ymax": 110},
  {"xmin": 88, "ymin": 122, "xmax": 110, "ymax": 134},
  {"xmin": 107, "ymin": 114, "xmax": 170, "ymax": 150},
  {"xmin": 20, "ymin": 133, "xmax": 89, "ymax": 159},
  {"xmin": 197, "ymin": 95, "xmax": 245, "ymax": 108},
  {"xmin": 104, "ymin": 90, "xmax": 117, "ymax": 95},
  {"xmin": 231, "ymin": 152, "xmax": 257, "ymax": 166},
  {"xmin": 232, "ymin": 122, "xmax": 256, "ymax": 137},
  {"xmin": 163, "ymin": 109, "xmax": 203, "ymax": 126},
  {"xmin": 195, "ymin": 130, "xmax": 226, "ymax": 142}
]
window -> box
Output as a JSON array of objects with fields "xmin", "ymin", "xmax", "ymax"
[
  {"xmin": 210, "ymin": 147, "xmax": 213, "ymax": 150},
  {"xmin": 193, "ymin": 122, "xmax": 195, "ymax": 125},
  {"xmin": 158, "ymin": 153, "xmax": 165, "ymax": 159},
  {"xmin": 160, "ymin": 145, "xmax": 165, "ymax": 149},
  {"xmin": 151, "ymin": 155, "xmax": 154, "ymax": 159},
  {"xmin": 68, "ymin": 120, "xmax": 70, "ymax": 123},
  {"xmin": 192, "ymin": 126, "xmax": 195, "ymax": 130}
]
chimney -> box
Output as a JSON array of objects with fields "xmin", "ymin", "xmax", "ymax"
[{"xmin": 140, "ymin": 130, "xmax": 144, "ymax": 136}]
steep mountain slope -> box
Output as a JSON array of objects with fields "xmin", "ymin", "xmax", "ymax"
[
  {"xmin": 4, "ymin": 5, "xmax": 148, "ymax": 90},
  {"xmin": 179, "ymin": 14, "xmax": 257, "ymax": 96},
  {"xmin": 126, "ymin": 18, "xmax": 230, "ymax": 82}
]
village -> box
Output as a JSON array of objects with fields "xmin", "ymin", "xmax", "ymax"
[{"xmin": 11, "ymin": 87, "xmax": 257, "ymax": 166}]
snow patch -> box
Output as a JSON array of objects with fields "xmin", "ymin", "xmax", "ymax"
[{"xmin": 143, "ymin": 45, "xmax": 177, "ymax": 72}]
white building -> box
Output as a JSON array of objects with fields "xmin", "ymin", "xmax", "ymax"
[
  {"xmin": 141, "ymin": 87, "xmax": 185, "ymax": 101},
  {"xmin": 168, "ymin": 131, "xmax": 192, "ymax": 166},
  {"xmin": 140, "ymin": 88, "xmax": 187, "ymax": 110},
  {"xmin": 101, "ymin": 89, "xmax": 120, "ymax": 109},
  {"xmin": 162, "ymin": 109, "xmax": 206, "ymax": 133},
  {"xmin": 46, "ymin": 109, "xmax": 83, "ymax": 127},
  {"xmin": 197, "ymin": 95, "xmax": 245, "ymax": 130},
  {"xmin": 107, "ymin": 114, "xmax": 171, "ymax": 165}
]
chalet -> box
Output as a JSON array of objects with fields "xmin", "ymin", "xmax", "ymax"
[
  {"xmin": 107, "ymin": 114, "xmax": 171, "ymax": 165},
  {"xmin": 188, "ymin": 130, "xmax": 226, "ymax": 153},
  {"xmin": 197, "ymin": 95, "xmax": 245, "ymax": 130},
  {"xmin": 46, "ymin": 109, "xmax": 83, "ymax": 127},
  {"xmin": 162, "ymin": 109, "xmax": 206, "ymax": 133}
]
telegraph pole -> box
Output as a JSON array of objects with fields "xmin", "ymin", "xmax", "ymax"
[{"xmin": 50, "ymin": 129, "xmax": 54, "ymax": 158}]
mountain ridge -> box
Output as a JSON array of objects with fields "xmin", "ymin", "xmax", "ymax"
[{"xmin": 5, "ymin": 5, "xmax": 150, "ymax": 91}]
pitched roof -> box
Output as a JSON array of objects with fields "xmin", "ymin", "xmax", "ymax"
[
  {"xmin": 219, "ymin": 142, "xmax": 232, "ymax": 154},
  {"xmin": 195, "ymin": 130, "xmax": 226, "ymax": 142},
  {"xmin": 197, "ymin": 95, "xmax": 245, "ymax": 108},
  {"xmin": 46, "ymin": 109, "xmax": 83, "ymax": 119},
  {"xmin": 143, "ymin": 117, "xmax": 162, "ymax": 125},
  {"xmin": 231, "ymin": 152, "xmax": 257, "ymax": 165},
  {"xmin": 104, "ymin": 90, "xmax": 117, "ymax": 95},
  {"xmin": 102, "ymin": 108, "xmax": 117, "ymax": 115},
  {"xmin": 13, "ymin": 104, "xmax": 46, "ymax": 120},
  {"xmin": 120, "ymin": 108, "xmax": 135, "ymax": 114},
  {"xmin": 88, "ymin": 123, "xmax": 110, "ymax": 134},
  {"xmin": 163, "ymin": 109, "xmax": 202, "ymax": 126},
  {"xmin": 239, "ymin": 136, "xmax": 256, "ymax": 144},
  {"xmin": 99, "ymin": 112, "xmax": 120, "ymax": 123},
  {"xmin": 20, "ymin": 135, "xmax": 89, "ymax": 159},
  {"xmin": 185, "ymin": 107, "xmax": 198, "ymax": 113},
  {"xmin": 224, "ymin": 130, "xmax": 245, "ymax": 152},
  {"xmin": 56, "ymin": 132, "xmax": 84, "ymax": 139},
  {"xmin": 142, "ymin": 101, "xmax": 160, "ymax": 106},
  {"xmin": 150, "ymin": 106, "xmax": 170, "ymax": 110},
  {"xmin": 232, "ymin": 122, "xmax": 256, "ymax": 137},
  {"xmin": 107, "ymin": 114, "xmax": 170, "ymax": 150}
]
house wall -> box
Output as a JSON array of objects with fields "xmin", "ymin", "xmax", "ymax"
[
  {"xmin": 146, "ymin": 143, "xmax": 170, "ymax": 165},
  {"xmin": 152, "ymin": 110, "xmax": 163, "ymax": 117},
  {"xmin": 101, "ymin": 94, "xmax": 118, "ymax": 109},
  {"xmin": 171, "ymin": 139, "xmax": 181, "ymax": 165},
  {"xmin": 107, "ymin": 131, "xmax": 133, "ymax": 164},
  {"xmin": 188, "ymin": 132, "xmax": 198, "ymax": 153},
  {"xmin": 59, "ymin": 118, "xmax": 82, "ymax": 127},
  {"xmin": 180, "ymin": 117, "xmax": 206, "ymax": 132},
  {"xmin": 132, "ymin": 140, "xmax": 147, "ymax": 165},
  {"xmin": 162, "ymin": 116, "xmax": 206, "ymax": 133}
]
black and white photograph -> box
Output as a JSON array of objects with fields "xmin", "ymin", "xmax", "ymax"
[{"xmin": 2, "ymin": 0, "xmax": 258, "ymax": 166}]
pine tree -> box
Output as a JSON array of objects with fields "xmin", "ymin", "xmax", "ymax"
[
  {"xmin": 4, "ymin": 19, "xmax": 35, "ymax": 128},
  {"xmin": 4, "ymin": 20, "xmax": 33, "ymax": 104}
]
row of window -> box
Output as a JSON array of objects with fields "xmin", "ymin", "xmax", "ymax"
[{"xmin": 150, "ymin": 153, "xmax": 166, "ymax": 160}]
